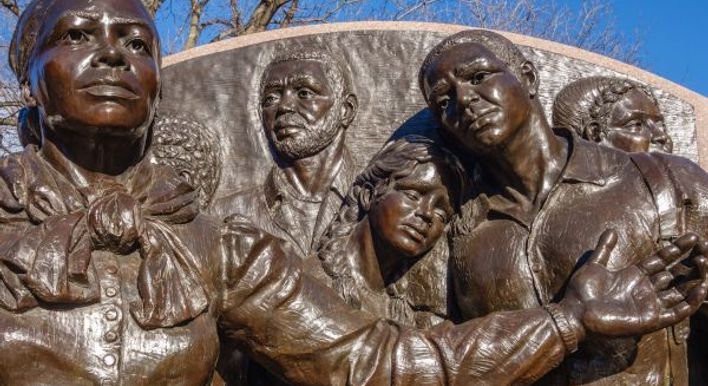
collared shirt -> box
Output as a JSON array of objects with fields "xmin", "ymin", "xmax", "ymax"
[
  {"xmin": 449, "ymin": 128, "xmax": 708, "ymax": 385},
  {"xmin": 210, "ymin": 148, "xmax": 356, "ymax": 257}
]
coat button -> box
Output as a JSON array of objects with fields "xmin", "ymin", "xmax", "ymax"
[
  {"xmin": 105, "ymin": 309, "xmax": 119, "ymax": 321},
  {"xmin": 105, "ymin": 287, "xmax": 118, "ymax": 297},
  {"xmin": 531, "ymin": 264, "xmax": 542, "ymax": 273},
  {"xmin": 103, "ymin": 354, "xmax": 116, "ymax": 366},
  {"xmin": 106, "ymin": 266, "xmax": 118, "ymax": 275},
  {"xmin": 104, "ymin": 331, "xmax": 118, "ymax": 343}
]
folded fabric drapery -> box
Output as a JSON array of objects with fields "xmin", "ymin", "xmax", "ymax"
[{"xmin": 0, "ymin": 146, "xmax": 209, "ymax": 329}]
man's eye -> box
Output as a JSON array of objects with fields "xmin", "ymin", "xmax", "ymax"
[
  {"xmin": 471, "ymin": 71, "xmax": 490, "ymax": 85},
  {"xmin": 127, "ymin": 39, "xmax": 149, "ymax": 54},
  {"xmin": 437, "ymin": 97, "xmax": 449, "ymax": 110},
  {"xmin": 262, "ymin": 94, "xmax": 279, "ymax": 106},
  {"xmin": 623, "ymin": 120, "xmax": 643, "ymax": 132},
  {"xmin": 63, "ymin": 29, "xmax": 89, "ymax": 44},
  {"xmin": 298, "ymin": 88, "xmax": 315, "ymax": 99}
]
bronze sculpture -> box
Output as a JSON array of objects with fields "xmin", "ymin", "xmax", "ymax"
[
  {"xmin": 419, "ymin": 29, "xmax": 707, "ymax": 385},
  {"xmin": 210, "ymin": 50, "xmax": 358, "ymax": 258},
  {"xmin": 552, "ymin": 76, "xmax": 673, "ymax": 153},
  {"xmin": 318, "ymin": 135, "xmax": 465, "ymax": 327},
  {"xmin": 1, "ymin": 1, "xmax": 708, "ymax": 384}
]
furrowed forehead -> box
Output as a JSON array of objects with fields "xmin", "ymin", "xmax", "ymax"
[{"xmin": 57, "ymin": 9, "xmax": 153, "ymax": 28}]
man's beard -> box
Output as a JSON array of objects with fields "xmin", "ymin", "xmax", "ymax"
[{"xmin": 270, "ymin": 106, "xmax": 342, "ymax": 160}]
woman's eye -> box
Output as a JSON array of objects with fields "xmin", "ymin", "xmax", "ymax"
[
  {"xmin": 403, "ymin": 190, "xmax": 420, "ymax": 200},
  {"xmin": 434, "ymin": 209, "xmax": 449, "ymax": 222},
  {"xmin": 63, "ymin": 29, "xmax": 89, "ymax": 44},
  {"xmin": 471, "ymin": 71, "xmax": 490, "ymax": 85},
  {"xmin": 127, "ymin": 39, "xmax": 149, "ymax": 54},
  {"xmin": 298, "ymin": 88, "xmax": 315, "ymax": 99}
]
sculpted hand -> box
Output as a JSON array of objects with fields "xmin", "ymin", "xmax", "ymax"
[
  {"xmin": 87, "ymin": 189, "xmax": 144, "ymax": 254},
  {"xmin": 560, "ymin": 230, "xmax": 708, "ymax": 341}
]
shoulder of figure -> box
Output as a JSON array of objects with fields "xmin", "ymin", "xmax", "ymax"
[{"xmin": 650, "ymin": 152, "xmax": 708, "ymax": 200}]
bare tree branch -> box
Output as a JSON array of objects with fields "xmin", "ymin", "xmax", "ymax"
[
  {"xmin": 185, "ymin": 0, "xmax": 210, "ymax": 50},
  {"xmin": 280, "ymin": 0, "xmax": 299, "ymax": 28},
  {"xmin": 0, "ymin": 0, "xmax": 19, "ymax": 17},
  {"xmin": 243, "ymin": 0, "xmax": 292, "ymax": 34},
  {"xmin": 141, "ymin": 0, "xmax": 165, "ymax": 17}
]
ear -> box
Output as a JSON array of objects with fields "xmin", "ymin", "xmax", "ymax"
[
  {"xmin": 21, "ymin": 82, "xmax": 37, "ymax": 108},
  {"xmin": 339, "ymin": 93, "xmax": 359, "ymax": 128},
  {"xmin": 520, "ymin": 61, "xmax": 539, "ymax": 99},
  {"xmin": 583, "ymin": 120, "xmax": 603, "ymax": 142},
  {"xmin": 358, "ymin": 187, "xmax": 373, "ymax": 212}
]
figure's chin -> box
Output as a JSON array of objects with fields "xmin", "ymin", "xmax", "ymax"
[{"xmin": 390, "ymin": 235, "xmax": 425, "ymax": 259}]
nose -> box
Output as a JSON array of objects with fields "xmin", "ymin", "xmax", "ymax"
[
  {"xmin": 91, "ymin": 44, "xmax": 129, "ymax": 70},
  {"xmin": 415, "ymin": 195, "xmax": 435, "ymax": 225},
  {"xmin": 456, "ymin": 83, "xmax": 481, "ymax": 109},
  {"xmin": 278, "ymin": 90, "xmax": 297, "ymax": 114},
  {"xmin": 648, "ymin": 120, "xmax": 673, "ymax": 152}
]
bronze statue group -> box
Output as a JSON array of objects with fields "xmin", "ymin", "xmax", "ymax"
[{"xmin": 0, "ymin": 0, "xmax": 706, "ymax": 385}]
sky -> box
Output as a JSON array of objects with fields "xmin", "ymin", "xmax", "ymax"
[{"xmin": 593, "ymin": 0, "xmax": 708, "ymax": 96}]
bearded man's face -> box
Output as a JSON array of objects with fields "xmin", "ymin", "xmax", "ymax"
[{"xmin": 260, "ymin": 59, "xmax": 343, "ymax": 160}]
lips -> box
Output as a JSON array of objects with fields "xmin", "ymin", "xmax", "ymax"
[
  {"xmin": 400, "ymin": 223, "xmax": 427, "ymax": 242},
  {"xmin": 274, "ymin": 120, "xmax": 307, "ymax": 139},
  {"xmin": 465, "ymin": 109, "xmax": 499, "ymax": 132},
  {"xmin": 80, "ymin": 79, "xmax": 138, "ymax": 100}
]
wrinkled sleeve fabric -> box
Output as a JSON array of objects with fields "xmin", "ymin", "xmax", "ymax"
[{"xmin": 217, "ymin": 217, "xmax": 567, "ymax": 386}]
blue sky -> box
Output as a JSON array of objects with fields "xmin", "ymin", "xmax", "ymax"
[
  {"xmin": 586, "ymin": 0, "xmax": 708, "ymax": 96},
  {"xmin": 152, "ymin": 0, "xmax": 706, "ymax": 97}
]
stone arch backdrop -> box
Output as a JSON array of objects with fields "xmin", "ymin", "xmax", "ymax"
[{"xmin": 158, "ymin": 21, "xmax": 708, "ymax": 202}]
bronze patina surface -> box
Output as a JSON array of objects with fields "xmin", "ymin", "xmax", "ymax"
[{"xmin": 1, "ymin": 1, "xmax": 707, "ymax": 385}]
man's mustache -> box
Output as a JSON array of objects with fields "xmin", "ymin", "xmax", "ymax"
[{"xmin": 274, "ymin": 114, "xmax": 309, "ymax": 130}]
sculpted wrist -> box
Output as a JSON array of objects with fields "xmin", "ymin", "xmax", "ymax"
[{"xmin": 545, "ymin": 303, "xmax": 584, "ymax": 354}]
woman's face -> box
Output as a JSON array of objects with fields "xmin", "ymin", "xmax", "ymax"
[
  {"xmin": 28, "ymin": 0, "xmax": 160, "ymax": 139},
  {"xmin": 368, "ymin": 160, "xmax": 456, "ymax": 259}
]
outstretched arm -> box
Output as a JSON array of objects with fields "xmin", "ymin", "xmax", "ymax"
[
  {"xmin": 217, "ymin": 220, "xmax": 707, "ymax": 386},
  {"xmin": 217, "ymin": 218, "xmax": 569, "ymax": 386}
]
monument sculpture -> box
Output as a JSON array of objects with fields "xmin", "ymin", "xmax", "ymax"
[
  {"xmin": 418, "ymin": 29, "xmax": 707, "ymax": 385},
  {"xmin": 553, "ymin": 76, "xmax": 674, "ymax": 153},
  {"xmin": 210, "ymin": 50, "xmax": 358, "ymax": 258},
  {"xmin": 2, "ymin": 0, "xmax": 708, "ymax": 385}
]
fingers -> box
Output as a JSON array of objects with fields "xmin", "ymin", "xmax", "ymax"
[
  {"xmin": 651, "ymin": 271, "xmax": 673, "ymax": 290},
  {"xmin": 671, "ymin": 233, "xmax": 699, "ymax": 255},
  {"xmin": 657, "ymin": 302, "xmax": 692, "ymax": 328},
  {"xmin": 659, "ymin": 288, "xmax": 684, "ymax": 308},
  {"xmin": 641, "ymin": 235, "xmax": 699, "ymax": 275},
  {"xmin": 589, "ymin": 229, "xmax": 618, "ymax": 267},
  {"xmin": 686, "ymin": 256, "xmax": 708, "ymax": 307},
  {"xmin": 657, "ymin": 257, "xmax": 708, "ymax": 327},
  {"xmin": 640, "ymin": 256, "xmax": 667, "ymax": 275}
]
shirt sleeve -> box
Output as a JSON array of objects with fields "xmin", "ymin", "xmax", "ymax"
[{"xmin": 217, "ymin": 216, "xmax": 568, "ymax": 386}]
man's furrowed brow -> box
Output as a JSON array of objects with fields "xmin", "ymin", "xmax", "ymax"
[
  {"xmin": 290, "ymin": 73, "xmax": 325, "ymax": 89},
  {"xmin": 454, "ymin": 58, "xmax": 490, "ymax": 77},
  {"xmin": 430, "ymin": 79, "xmax": 449, "ymax": 97},
  {"xmin": 263, "ymin": 79, "xmax": 284, "ymax": 91}
]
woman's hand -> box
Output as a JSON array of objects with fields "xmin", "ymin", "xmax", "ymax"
[{"xmin": 560, "ymin": 230, "xmax": 708, "ymax": 341}]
